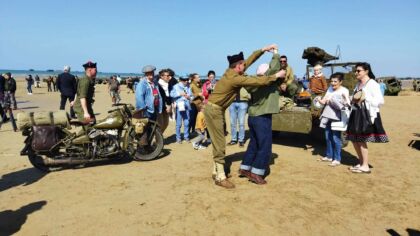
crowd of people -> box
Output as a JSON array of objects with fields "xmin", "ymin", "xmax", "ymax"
[
  {"xmin": 0, "ymin": 44, "xmax": 389, "ymax": 189},
  {"xmin": 131, "ymin": 45, "xmax": 388, "ymax": 188}
]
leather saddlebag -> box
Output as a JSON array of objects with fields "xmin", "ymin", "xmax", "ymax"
[
  {"xmin": 132, "ymin": 109, "xmax": 148, "ymax": 134},
  {"xmin": 31, "ymin": 125, "xmax": 59, "ymax": 151},
  {"xmin": 132, "ymin": 109, "xmax": 145, "ymax": 119}
]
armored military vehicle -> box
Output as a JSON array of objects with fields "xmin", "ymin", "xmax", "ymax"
[
  {"xmin": 382, "ymin": 77, "xmax": 401, "ymax": 95},
  {"xmin": 272, "ymin": 59, "xmax": 359, "ymax": 147},
  {"xmin": 413, "ymin": 79, "xmax": 420, "ymax": 92}
]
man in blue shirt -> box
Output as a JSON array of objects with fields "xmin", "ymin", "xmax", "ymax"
[
  {"xmin": 135, "ymin": 65, "xmax": 162, "ymax": 121},
  {"xmin": 170, "ymin": 76, "xmax": 192, "ymax": 143}
]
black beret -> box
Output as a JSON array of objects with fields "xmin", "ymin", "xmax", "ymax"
[
  {"xmin": 227, "ymin": 52, "xmax": 244, "ymax": 66},
  {"xmin": 83, "ymin": 61, "xmax": 97, "ymax": 69}
]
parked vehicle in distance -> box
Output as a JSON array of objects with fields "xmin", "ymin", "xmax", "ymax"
[
  {"xmin": 413, "ymin": 80, "xmax": 420, "ymax": 92},
  {"xmin": 381, "ymin": 77, "xmax": 401, "ymax": 96}
]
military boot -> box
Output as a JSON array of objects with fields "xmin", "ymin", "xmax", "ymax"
[
  {"xmin": 214, "ymin": 162, "xmax": 235, "ymax": 189},
  {"xmin": 211, "ymin": 162, "xmax": 217, "ymax": 180}
]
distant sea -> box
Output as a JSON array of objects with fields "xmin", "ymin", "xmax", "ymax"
[
  {"xmin": 0, "ymin": 69, "xmax": 224, "ymax": 81},
  {"xmin": 0, "ymin": 69, "xmax": 142, "ymax": 79},
  {"xmin": 0, "ymin": 69, "xmax": 224, "ymax": 82}
]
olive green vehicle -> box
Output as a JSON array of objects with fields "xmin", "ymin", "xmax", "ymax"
[
  {"xmin": 413, "ymin": 79, "xmax": 420, "ymax": 92},
  {"xmin": 20, "ymin": 104, "xmax": 164, "ymax": 172},
  {"xmin": 272, "ymin": 62, "xmax": 360, "ymax": 146},
  {"xmin": 382, "ymin": 77, "xmax": 401, "ymax": 96}
]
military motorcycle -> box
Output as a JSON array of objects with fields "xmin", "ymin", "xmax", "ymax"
[{"xmin": 19, "ymin": 103, "xmax": 164, "ymax": 172}]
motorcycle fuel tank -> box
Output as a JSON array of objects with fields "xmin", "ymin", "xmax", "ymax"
[{"xmin": 93, "ymin": 110, "xmax": 125, "ymax": 129}]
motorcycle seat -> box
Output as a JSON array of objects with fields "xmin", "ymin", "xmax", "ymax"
[{"xmin": 70, "ymin": 120, "xmax": 90, "ymax": 126}]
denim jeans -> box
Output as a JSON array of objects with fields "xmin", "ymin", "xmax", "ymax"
[
  {"xmin": 229, "ymin": 101, "xmax": 248, "ymax": 142},
  {"xmin": 189, "ymin": 104, "xmax": 198, "ymax": 133},
  {"xmin": 176, "ymin": 108, "xmax": 190, "ymax": 141},
  {"xmin": 0, "ymin": 92, "xmax": 6, "ymax": 121},
  {"xmin": 4, "ymin": 91, "xmax": 17, "ymax": 109},
  {"xmin": 191, "ymin": 130, "xmax": 206, "ymax": 145},
  {"xmin": 27, "ymin": 84, "xmax": 32, "ymax": 93},
  {"xmin": 240, "ymin": 114, "xmax": 272, "ymax": 175},
  {"xmin": 324, "ymin": 123, "xmax": 342, "ymax": 161}
]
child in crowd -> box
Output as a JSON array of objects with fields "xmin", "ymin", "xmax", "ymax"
[{"xmin": 192, "ymin": 104, "xmax": 207, "ymax": 150}]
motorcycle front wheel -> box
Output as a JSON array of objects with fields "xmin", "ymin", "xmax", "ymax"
[{"xmin": 128, "ymin": 128, "xmax": 164, "ymax": 161}]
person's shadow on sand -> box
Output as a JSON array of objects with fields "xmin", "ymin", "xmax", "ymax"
[
  {"xmin": 0, "ymin": 201, "xmax": 47, "ymax": 236},
  {"xmin": 164, "ymin": 134, "xmax": 177, "ymax": 145},
  {"xmin": 273, "ymin": 131, "xmax": 361, "ymax": 167},
  {"xmin": 0, "ymin": 168, "xmax": 47, "ymax": 192},
  {"xmin": 386, "ymin": 228, "xmax": 420, "ymax": 236},
  {"xmin": 408, "ymin": 133, "xmax": 420, "ymax": 151}
]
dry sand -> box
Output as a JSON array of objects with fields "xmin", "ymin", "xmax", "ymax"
[{"xmin": 1, "ymin": 79, "xmax": 419, "ymax": 235}]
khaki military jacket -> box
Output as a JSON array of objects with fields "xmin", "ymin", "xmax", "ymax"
[
  {"xmin": 284, "ymin": 65, "xmax": 294, "ymax": 85},
  {"xmin": 190, "ymin": 81, "xmax": 203, "ymax": 107},
  {"xmin": 73, "ymin": 76, "xmax": 95, "ymax": 116},
  {"xmin": 208, "ymin": 50, "xmax": 278, "ymax": 110}
]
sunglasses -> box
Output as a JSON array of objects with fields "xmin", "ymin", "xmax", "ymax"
[
  {"xmin": 280, "ymin": 60, "xmax": 287, "ymax": 63},
  {"xmin": 355, "ymin": 70, "xmax": 365, "ymax": 73}
]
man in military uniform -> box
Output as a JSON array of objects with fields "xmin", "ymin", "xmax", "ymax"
[
  {"xmin": 280, "ymin": 55, "xmax": 298, "ymax": 97},
  {"xmin": 204, "ymin": 44, "xmax": 285, "ymax": 189},
  {"xmin": 71, "ymin": 61, "xmax": 97, "ymax": 125}
]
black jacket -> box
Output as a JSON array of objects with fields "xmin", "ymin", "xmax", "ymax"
[
  {"xmin": 4, "ymin": 78, "xmax": 16, "ymax": 93},
  {"xmin": 0, "ymin": 76, "xmax": 5, "ymax": 92},
  {"xmin": 57, "ymin": 72, "xmax": 77, "ymax": 96},
  {"xmin": 158, "ymin": 84, "xmax": 171, "ymax": 106},
  {"xmin": 156, "ymin": 77, "xmax": 178, "ymax": 107}
]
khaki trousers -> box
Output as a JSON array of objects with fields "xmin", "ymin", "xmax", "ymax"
[{"xmin": 204, "ymin": 103, "xmax": 226, "ymax": 164}]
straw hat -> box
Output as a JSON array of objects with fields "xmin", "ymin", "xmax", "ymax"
[{"xmin": 352, "ymin": 90, "xmax": 365, "ymax": 102}]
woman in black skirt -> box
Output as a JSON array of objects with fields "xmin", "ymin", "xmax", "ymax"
[{"xmin": 346, "ymin": 62, "xmax": 389, "ymax": 173}]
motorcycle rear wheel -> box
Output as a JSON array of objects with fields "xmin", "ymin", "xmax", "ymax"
[{"xmin": 129, "ymin": 129, "xmax": 164, "ymax": 161}]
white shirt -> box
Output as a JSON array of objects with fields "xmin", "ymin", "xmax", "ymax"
[
  {"xmin": 323, "ymin": 86, "xmax": 351, "ymax": 107},
  {"xmin": 355, "ymin": 79, "xmax": 384, "ymax": 123},
  {"xmin": 158, "ymin": 79, "xmax": 169, "ymax": 96}
]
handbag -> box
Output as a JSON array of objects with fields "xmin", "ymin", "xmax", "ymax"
[
  {"xmin": 347, "ymin": 101, "xmax": 372, "ymax": 134},
  {"xmin": 331, "ymin": 109, "xmax": 350, "ymax": 131},
  {"xmin": 177, "ymin": 100, "xmax": 186, "ymax": 111}
]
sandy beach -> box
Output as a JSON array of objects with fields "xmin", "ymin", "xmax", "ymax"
[{"xmin": 1, "ymin": 79, "xmax": 419, "ymax": 235}]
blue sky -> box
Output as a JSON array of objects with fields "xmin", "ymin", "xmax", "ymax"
[{"xmin": 1, "ymin": 0, "xmax": 419, "ymax": 77}]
